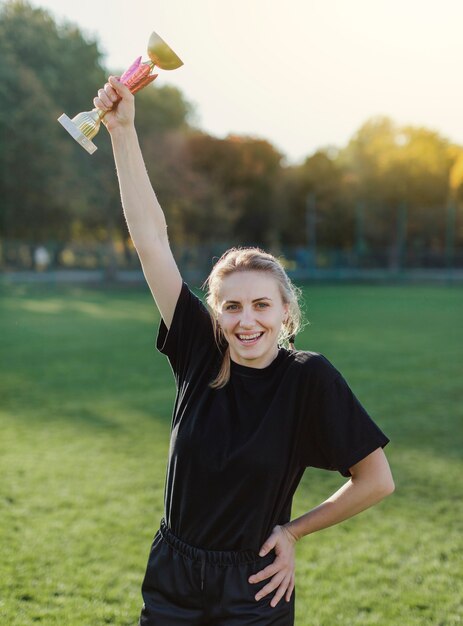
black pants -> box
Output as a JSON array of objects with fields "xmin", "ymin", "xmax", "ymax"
[{"xmin": 139, "ymin": 518, "xmax": 295, "ymax": 625}]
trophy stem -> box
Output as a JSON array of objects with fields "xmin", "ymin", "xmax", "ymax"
[
  {"xmin": 57, "ymin": 109, "xmax": 103, "ymax": 155},
  {"xmin": 74, "ymin": 109, "xmax": 103, "ymax": 140}
]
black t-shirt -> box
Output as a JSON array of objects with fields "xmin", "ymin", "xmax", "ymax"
[{"xmin": 156, "ymin": 281, "xmax": 390, "ymax": 553}]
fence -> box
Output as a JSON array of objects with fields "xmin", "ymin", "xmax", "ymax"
[{"xmin": 1, "ymin": 239, "xmax": 462, "ymax": 284}]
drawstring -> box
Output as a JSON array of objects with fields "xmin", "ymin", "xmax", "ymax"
[{"xmin": 200, "ymin": 552, "xmax": 206, "ymax": 591}]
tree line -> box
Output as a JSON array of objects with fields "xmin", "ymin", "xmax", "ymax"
[{"xmin": 1, "ymin": 0, "xmax": 462, "ymax": 269}]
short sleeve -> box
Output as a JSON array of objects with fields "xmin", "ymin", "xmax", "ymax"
[
  {"xmin": 301, "ymin": 361, "xmax": 390, "ymax": 477},
  {"xmin": 156, "ymin": 281, "xmax": 219, "ymax": 384}
]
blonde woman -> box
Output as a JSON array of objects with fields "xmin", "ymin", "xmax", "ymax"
[{"xmin": 94, "ymin": 76, "xmax": 394, "ymax": 626}]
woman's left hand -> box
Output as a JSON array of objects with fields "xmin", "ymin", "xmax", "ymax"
[{"xmin": 248, "ymin": 524, "xmax": 298, "ymax": 607}]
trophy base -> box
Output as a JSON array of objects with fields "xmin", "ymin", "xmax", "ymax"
[{"xmin": 58, "ymin": 114, "xmax": 98, "ymax": 155}]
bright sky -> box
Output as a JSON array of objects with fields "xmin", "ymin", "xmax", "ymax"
[{"xmin": 33, "ymin": 0, "xmax": 463, "ymax": 164}]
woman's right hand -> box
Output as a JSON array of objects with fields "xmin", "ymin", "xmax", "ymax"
[{"xmin": 93, "ymin": 76, "xmax": 135, "ymax": 133}]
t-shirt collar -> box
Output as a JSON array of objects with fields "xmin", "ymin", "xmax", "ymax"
[{"xmin": 230, "ymin": 347, "xmax": 287, "ymax": 378}]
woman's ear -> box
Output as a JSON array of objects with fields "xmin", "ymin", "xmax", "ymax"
[
  {"xmin": 215, "ymin": 312, "xmax": 225, "ymax": 334},
  {"xmin": 283, "ymin": 303, "xmax": 290, "ymax": 323}
]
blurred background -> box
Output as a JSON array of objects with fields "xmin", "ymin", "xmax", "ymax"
[
  {"xmin": 1, "ymin": 2, "xmax": 462, "ymax": 625},
  {"xmin": 1, "ymin": 0, "xmax": 462, "ymax": 283}
]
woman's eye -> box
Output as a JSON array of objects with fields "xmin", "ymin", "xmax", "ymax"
[{"xmin": 224, "ymin": 303, "xmax": 268, "ymax": 311}]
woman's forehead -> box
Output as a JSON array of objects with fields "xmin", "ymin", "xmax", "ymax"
[{"xmin": 218, "ymin": 271, "xmax": 280, "ymax": 301}]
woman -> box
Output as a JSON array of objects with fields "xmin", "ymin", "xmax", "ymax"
[{"xmin": 94, "ymin": 76, "xmax": 394, "ymax": 626}]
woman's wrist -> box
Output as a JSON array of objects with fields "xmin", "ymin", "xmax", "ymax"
[
  {"xmin": 282, "ymin": 523, "xmax": 300, "ymax": 543},
  {"xmin": 109, "ymin": 123, "xmax": 137, "ymax": 141}
]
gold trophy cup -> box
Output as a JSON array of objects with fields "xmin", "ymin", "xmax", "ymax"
[{"xmin": 58, "ymin": 31, "xmax": 183, "ymax": 155}]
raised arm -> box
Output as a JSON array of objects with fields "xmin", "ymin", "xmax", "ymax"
[{"xmin": 93, "ymin": 75, "xmax": 182, "ymax": 329}]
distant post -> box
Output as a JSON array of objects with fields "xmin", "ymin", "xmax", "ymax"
[
  {"xmin": 445, "ymin": 198, "xmax": 456, "ymax": 271},
  {"xmin": 306, "ymin": 192, "xmax": 317, "ymax": 270},
  {"xmin": 447, "ymin": 153, "xmax": 462, "ymax": 274},
  {"xmin": 397, "ymin": 201, "xmax": 408, "ymax": 272},
  {"xmin": 355, "ymin": 200, "xmax": 366, "ymax": 267}
]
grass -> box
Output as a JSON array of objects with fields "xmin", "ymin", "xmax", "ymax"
[{"xmin": 0, "ymin": 281, "xmax": 462, "ymax": 625}]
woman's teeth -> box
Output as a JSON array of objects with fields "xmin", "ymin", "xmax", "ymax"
[{"xmin": 237, "ymin": 332, "xmax": 263, "ymax": 343}]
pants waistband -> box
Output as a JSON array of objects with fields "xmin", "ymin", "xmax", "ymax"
[{"xmin": 159, "ymin": 518, "xmax": 266, "ymax": 566}]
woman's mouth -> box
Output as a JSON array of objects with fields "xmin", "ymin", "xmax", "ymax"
[{"xmin": 235, "ymin": 332, "xmax": 264, "ymax": 346}]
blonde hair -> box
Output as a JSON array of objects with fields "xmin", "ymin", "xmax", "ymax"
[{"xmin": 202, "ymin": 246, "xmax": 304, "ymax": 389}]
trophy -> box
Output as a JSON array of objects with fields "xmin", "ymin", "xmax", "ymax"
[{"xmin": 58, "ymin": 31, "xmax": 183, "ymax": 155}]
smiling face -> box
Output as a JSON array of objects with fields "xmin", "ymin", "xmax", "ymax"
[{"xmin": 216, "ymin": 270, "xmax": 289, "ymax": 369}]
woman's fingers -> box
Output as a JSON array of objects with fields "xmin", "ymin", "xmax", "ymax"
[
  {"xmin": 270, "ymin": 572, "xmax": 293, "ymax": 608},
  {"xmin": 108, "ymin": 76, "xmax": 134, "ymax": 101},
  {"xmin": 93, "ymin": 96, "xmax": 108, "ymax": 111},
  {"xmin": 103, "ymin": 82, "xmax": 119, "ymax": 103},
  {"xmin": 93, "ymin": 77, "xmax": 132, "ymax": 111},
  {"xmin": 254, "ymin": 569, "xmax": 286, "ymax": 602},
  {"xmin": 285, "ymin": 573, "xmax": 295, "ymax": 602},
  {"xmin": 97, "ymin": 88, "xmax": 113, "ymax": 110},
  {"xmin": 248, "ymin": 562, "xmax": 278, "ymax": 584},
  {"xmin": 91, "ymin": 76, "xmax": 136, "ymax": 132}
]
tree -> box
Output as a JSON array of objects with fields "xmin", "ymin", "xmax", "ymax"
[
  {"xmin": 338, "ymin": 116, "xmax": 455, "ymax": 263},
  {"xmin": 186, "ymin": 133, "xmax": 285, "ymax": 248},
  {"xmin": 281, "ymin": 149, "xmax": 353, "ymax": 248},
  {"xmin": 0, "ymin": 1, "xmax": 195, "ymax": 269},
  {"xmin": 0, "ymin": 0, "xmax": 107, "ymax": 263}
]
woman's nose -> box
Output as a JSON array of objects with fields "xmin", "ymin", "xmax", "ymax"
[{"xmin": 239, "ymin": 307, "xmax": 256, "ymax": 327}]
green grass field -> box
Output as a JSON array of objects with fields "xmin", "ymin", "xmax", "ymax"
[{"xmin": 1, "ymin": 281, "xmax": 462, "ymax": 625}]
